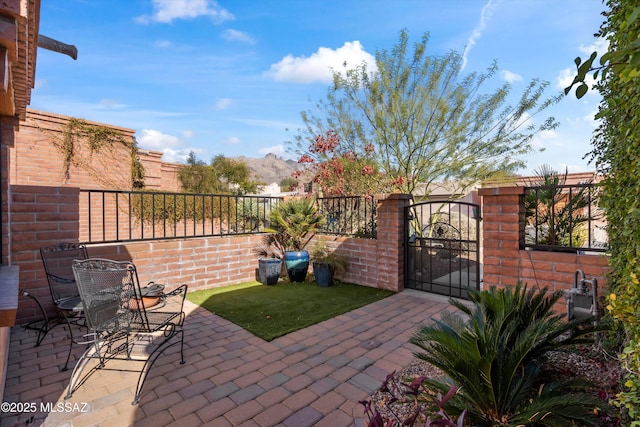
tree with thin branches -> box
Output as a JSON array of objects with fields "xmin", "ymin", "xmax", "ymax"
[{"xmin": 292, "ymin": 29, "xmax": 560, "ymax": 196}]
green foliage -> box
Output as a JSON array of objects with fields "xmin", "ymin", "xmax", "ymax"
[
  {"xmin": 567, "ymin": 1, "xmax": 640, "ymax": 422},
  {"xmin": 310, "ymin": 241, "xmax": 349, "ymax": 276},
  {"xmin": 293, "ymin": 29, "xmax": 560, "ymax": 196},
  {"xmin": 178, "ymin": 151, "xmax": 261, "ymax": 194},
  {"xmin": 266, "ymin": 197, "xmax": 326, "ymax": 252},
  {"xmin": 129, "ymin": 191, "xmax": 236, "ymax": 226},
  {"xmin": 178, "ymin": 152, "xmax": 218, "ymax": 193},
  {"xmin": 237, "ymin": 198, "xmax": 266, "ymax": 231},
  {"xmin": 410, "ymin": 284, "xmax": 602, "ymax": 426},
  {"xmin": 565, "ymin": 5, "xmax": 640, "ymax": 98},
  {"xmin": 211, "ymin": 154, "xmax": 262, "ymax": 194},
  {"xmin": 279, "ymin": 176, "xmax": 298, "ymax": 192},
  {"xmin": 130, "ymin": 145, "xmax": 145, "ymax": 189},
  {"xmin": 524, "ymin": 164, "xmax": 597, "ymax": 247}
]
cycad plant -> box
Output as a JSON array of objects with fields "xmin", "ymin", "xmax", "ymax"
[{"xmin": 410, "ymin": 283, "xmax": 602, "ymax": 426}]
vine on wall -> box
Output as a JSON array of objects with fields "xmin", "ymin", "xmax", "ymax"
[{"xmin": 56, "ymin": 117, "xmax": 145, "ymax": 188}]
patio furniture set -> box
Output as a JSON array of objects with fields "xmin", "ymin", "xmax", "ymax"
[{"xmin": 23, "ymin": 243, "xmax": 188, "ymax": 405}]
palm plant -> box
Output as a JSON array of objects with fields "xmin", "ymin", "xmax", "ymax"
[
  {"xmin": 267, "ymin": 197, "xmax": 325, "ymax": 252},
  {"xmin": 410, "ymin": 283, "xmax": 602, "ymax": 426},
  {"xmin": 254, "ymin": 197, "xmax": 326, "ymax": 261},
  {"xmin": 525, "ymin": 164, "xmax": 597, "ymax": 247}
]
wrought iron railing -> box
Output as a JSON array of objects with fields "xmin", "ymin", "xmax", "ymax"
[
  {"xmin": 524, "ymin": 183, "xmax": 607, "ymax": 252},
  {"xmin": 80, "ymin": 190, "xmax": 378, "ymax": 244},
  {"xmin": 80, "ymin": 189, "xmax": 282, "ymax": 244},
  {"xmin": 317, "ymin": 196, "xmax": 377, "ymax": 238}
]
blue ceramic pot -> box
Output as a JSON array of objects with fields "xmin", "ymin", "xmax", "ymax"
[{"xmin": 284, "ymin": 251, "xmax": 309, "ymax": 282}]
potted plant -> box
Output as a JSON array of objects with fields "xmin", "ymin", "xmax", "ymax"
[
  {"xmin": 257, "ymin": 257, "xmax": 282, "ymax": 285},
  {"xmin": 311, "ymin": 241, "xmax": 349, "ymax": 287},
  {"xmin": 263, "ymin": 197, "xmax": 325, "ymax": 282}
]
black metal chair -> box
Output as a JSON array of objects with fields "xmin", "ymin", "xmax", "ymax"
[
  {"xmin": 24, "ymin": 243, "xmax": 89, "ymax": 370},
  {"xmin": 66, "ymin": 258, "xmax": 187, "ymax": 404}
]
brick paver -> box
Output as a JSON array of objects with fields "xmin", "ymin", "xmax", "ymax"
[{"xmin": 1, "ymin": 290, "xmax": 450, "ymax": 427}]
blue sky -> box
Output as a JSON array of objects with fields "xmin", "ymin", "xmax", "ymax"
[{"xmin": 33, "ymin": 0, "xmax": 607, "ymax": 174}]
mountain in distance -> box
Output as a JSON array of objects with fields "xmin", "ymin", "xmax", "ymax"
[{"xmin": 235, "ymin": 153, "xmax": 301, "ymax": 185}]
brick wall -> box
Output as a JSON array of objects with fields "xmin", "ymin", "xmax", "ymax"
[
  {"xmin": 302, "ymin": 194, "xmax": 411, "ymax": 292},
  {"xmin": 10, "ymin": 186, "xmax": 81, "ymax": 321},
  {"xmin": 137, "ymin": 149, "xmax": 182, "ymax": 192},
  {"xmin": 10, "ymin": 186, "xmax": 409, "ymax": 323},
  {"xmin": 17, "ymin": 110, "xmax": 136, "ymax": 189},
  {"xmin": 478, "ymin": 186, "xmax": 610, "ymax": 302},
  {"xmin": 16, "ymin": 109, "xmax": 179, "ymax": 192},
  {"xmin": 9, "ymin": 179, "xmax": 613, "ymax": 323},
  {"xmin": 1, "ymin": 116, "xmax": 18, "ymax": 266}
]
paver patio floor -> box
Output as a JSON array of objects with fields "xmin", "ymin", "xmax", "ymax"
[{"xmin": 1, "ymin": 290, "xmax": 452, "ymax": 427}]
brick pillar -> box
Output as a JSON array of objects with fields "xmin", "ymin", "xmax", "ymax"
[
  {"xmin": 477, "ymin": 186, "xmax": 526, "ymax": 288},
  {"xmin": 375, "ymin": 193, "xmax": 411, "ymax": 292},
  {"xmin": 0, "ymin": 116, "xmax": 18, "ymax": 266},
  {"xmin": 12, "ymin": 185, "xmax": 81, "ymax": 323}
]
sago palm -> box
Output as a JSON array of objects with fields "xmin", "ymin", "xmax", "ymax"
[{"xmin": 410, "ymin": 283, "xmax": 602, "ymax": 426}]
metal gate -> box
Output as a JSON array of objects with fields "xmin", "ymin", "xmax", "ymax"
[{"xmin": 405, "ymin": 201, "xmax": 481, "ymax": 299}]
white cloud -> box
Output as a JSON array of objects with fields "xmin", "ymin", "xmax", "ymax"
[
  {"xmin": 579, "ymin": 38, "xmax": 609, "ymax": 56},
  {"xmin": 215, "ymin": 98, "xmax": 234, "ymax": 110},
  {"xmin": 222, "ymin": 29, "xmax": 255, "ymax": 44},
  {"xmin": 135, "ymin": 129, "xmax": 200, "ymax": 163},
  {"xmin": 136, "ymin": 129, "xmax": 180, "ymax": 149},
  {"xmin": 462, "ymin": 0, "xmax": 504, "ymax": 70},
  {"xmin": 556, "ymin": 67, "xmax": 599, "ymax": 94},
  {"xmin": 530, "ymin": 129, "xmax": 559, "ymax": 149},
  {"xmin": 556, "ymin": 67, "xmax": 576, "ymax": 90},
  {"xmin": 258, "ymin": 144, "xmax": 285, "ymax": 156},
  {"xmin": 160, "ymin": 147, "xmax": 200, "ymax": 163},
  {"xmin": 265, "ymin": 41, "xmax": 376, "ymax": 84},
  {"xmin": 98, "ymin": 98, "xmax": 126, "ymax": 109},
  {"xmin": 154, "ymin": 40, "xmax": 174, "ymax": 49},
  {"xmin": 136, "ymin": 0, "xmax": 234, "ymax": 24},
  {"xmin": 500, "ymin": 70, "xmax": 522, "ymax": 83},
  {"xmin": 223, "ymin": 136, "xmax": 240, "ymax": 145},
  {"xmin": 557, "ymin": 38, "xmax": 608, "ymax": 94},
  {"xmin": 584, "ymin": 107, "xmax": 599, "ymax": 128},
  {"xmin": 34, "ymin": 79, "xmax": 47, "ymax": 90},
  {"xmin": 564, "ymin": 107, "xmax": 600, "ymax": 129}
]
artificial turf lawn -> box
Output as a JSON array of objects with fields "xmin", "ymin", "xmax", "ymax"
[{"xmin": 186, "ymin": 280, "xmax": 394, "ymax": 341}]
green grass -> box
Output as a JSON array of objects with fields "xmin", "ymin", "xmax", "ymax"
[{"xmin": 187, "ymin": 280, "xmax": 394, "ymax": 341}]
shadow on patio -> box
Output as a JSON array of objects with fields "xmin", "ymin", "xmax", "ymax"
[{"xmin": 2, "ymin": 290, "xmax": 450, "ymax": 427}]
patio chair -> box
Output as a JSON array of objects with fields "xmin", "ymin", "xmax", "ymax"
[
  {"xmin": 66, "ymin": 258, "xmax": 187, "ymax": 404},
  {"xmin": 24, "ymin": 243, "xmax": 89, "ymax": 370}
]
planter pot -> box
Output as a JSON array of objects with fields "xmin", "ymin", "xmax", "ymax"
[
  {"xmin": 258, "ymin": 258, "xmax": 282, "ymax": 285},
  {"xmin": 284, "ymin": 251, "xmax": 309, "ymax": 282},
  {"xmin": 313, "ymin": 262, "xmax": 335, "ymax": 287}
]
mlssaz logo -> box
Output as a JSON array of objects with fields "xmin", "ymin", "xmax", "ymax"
[{"xmin": 40, "ymin": 402, "xmax": 91, "ymax": 413}]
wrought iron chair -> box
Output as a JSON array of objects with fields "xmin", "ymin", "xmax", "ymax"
[
  {"xmin": 25, "ymin": 243, "xmax": 89, "ymax": 370},
  {"xmin": 66, "ymin": 258, "xmax": 187, "ymax": 404}
]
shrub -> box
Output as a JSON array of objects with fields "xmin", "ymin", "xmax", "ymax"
[
  {"xmin": 410, "ymin": 283, "xmax": 603, "ymax": 426},
  {"xmin": 360, "ymin": 381, "xmax": 466, "ymax": 427},
  {"xmin": 267, "ymin": 197, "xmax": 325, "ymax": 251}
]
